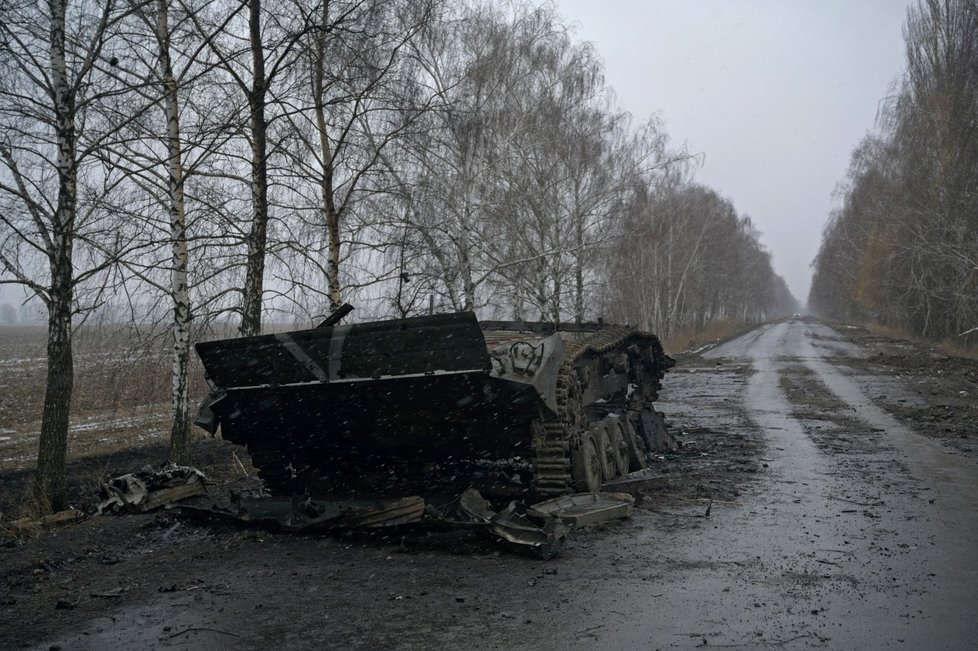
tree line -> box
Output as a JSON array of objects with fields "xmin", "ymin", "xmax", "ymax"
[
  {"xmin": 810, "ymin": 0, "xmax": 977, "ymax": 342},
  {"xmin": 0, "ymin": 0, "xmax": 795, "ymax": 512}
]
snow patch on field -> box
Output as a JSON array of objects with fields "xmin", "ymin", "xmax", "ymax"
[
  {"xmin": 69, "ymin": 413, "xmax": 165, "ymax": 433},
  {"xmin": 686, "ymin": 341, "xmax": 718, "ymax": 355},
  {"xmin": 0, "ymin": 410, "xmax": 169, "ymax": 469}
]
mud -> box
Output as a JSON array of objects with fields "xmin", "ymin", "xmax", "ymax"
[
  {"xmin": 2, "ymin": 318, "xmax": 978, "ymax": 649},
  {"xmin": 822, "ymin": 323, "xmax": 978, "ymax": 454}
]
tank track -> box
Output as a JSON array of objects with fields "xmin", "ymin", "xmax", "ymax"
[
  {"xmin": 531, "ymin": 327, "xmax": 671, "ymax": 497},
  {"xmin": 531, "ymin": 364, "xmax": 580, "ymax": 496}
]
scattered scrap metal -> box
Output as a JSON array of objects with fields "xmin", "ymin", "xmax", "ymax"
[
  {"xmin": 95, "ymin": 464, "xmax": 208, "ymax": 514},
  {"xmin": 530, "ymin": 492, "xmax": 636, "ymax": 528},
  {"xmin": 91, "ymin": 463, "xmax": 634, "ymax": 559},
  {"xmin": 426, "ymin": 489, "xmax": 569, "ymax": 559},
  {"xmin": 172, "ymin": 488, "xmax": 634, "ymax": 559}
]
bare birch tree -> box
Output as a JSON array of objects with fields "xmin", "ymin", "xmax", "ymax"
[
  {"xmin": 271, "ymin": 0, "xmax": 437, "ymax": 316},
  {"xmin": 153, "ymin": 0, "xmax": 193, "ymax": 463},
  {"xmin": 185, "ymin": 0, "xmax": 310, "ymax": 336},
  {"xmin": 389, "ymin": 2, "xmax": 591, "ymax": 316},
  {"xmin": 0, "ymin": 0, "xmax": 155, "ymax": 511}
]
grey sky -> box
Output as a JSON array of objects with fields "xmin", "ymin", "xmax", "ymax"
[
  {"xmin": 553, "ymin": 0, "xmax": 911, "ymax": 304},
  {"xmin": 0, "ymin": 1, "xmax": 910, "ymax": 312}
]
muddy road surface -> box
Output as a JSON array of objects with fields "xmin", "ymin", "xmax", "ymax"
[{"xmin": 3, "ymin": 318, "xmax": 977, "ymax": 649}]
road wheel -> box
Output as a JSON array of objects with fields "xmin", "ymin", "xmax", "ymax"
[
  {"xmin": 609, "ymin": 421, "xmax": 631, "ymax": 477},
  {"xmin": 597, "ymin": 424, "xmax": 619, "ymax": 481},
  {"xmin": 572, "ymin": 430, "xmax": 602, "ymax": 493}
]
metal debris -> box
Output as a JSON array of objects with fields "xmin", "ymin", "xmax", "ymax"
[
  {"xmin": 530, "ymin": 492, "xmax": 635, "ymax": 528},
  {"xmin": 173, "ymin": 488, "xmax": 569, "ymax": 558},
  {"xmin": 233, "ymin": 496, "xmax": 342, "ymax": 529},
  {"xmin": 174, "ymin": 488, "xmax": 631, "ymax": 559},
  {"xmin": 236, "ymin": 495, "xmax": 425, "ymax": 529},
  {"xmin": 337, "ymin": 496, "xmax": 426, "ymax": 527},
  {"xmin": 96, "ymin": 464, "xmax": 208, "ymax": 514},
  {"xmin": 172, "ymin": 495, "xmax": 426, "ymax": 531},
  {"xmin": 602, "ymin": 468, "xmax": 672, "ymax": 490},
  {"xmin": 427, "ymin": 488, "xmax": 568, "ymax": 559}
]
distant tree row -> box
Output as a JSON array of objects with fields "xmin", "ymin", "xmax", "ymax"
[
  {"xmin": 603, "ymin": 176, "xmax": 795, "ymax": 335},
  {"xmin": 0, "ymin": 0, "xmax": 794, "ymax": 512},
  {"xmin": 810, "ymin": 0, "xmax": 978, "ymax": 342}
]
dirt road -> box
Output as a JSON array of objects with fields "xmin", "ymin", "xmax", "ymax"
[
  {"xmin": 4, "ymin": 319, "xmax": 977, "ymax": 649},
  {"xmin": 623, "ymin": 319, "xmax": 978, "ymax": 648}
]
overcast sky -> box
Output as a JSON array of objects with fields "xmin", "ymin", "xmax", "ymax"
[
  {"xmin": 0, "ymin": 1, "xmax": 912, "ymax": 312},
  {"xmin": 553, "ymin": 0, "xmax": 911, "ymax": 305}
]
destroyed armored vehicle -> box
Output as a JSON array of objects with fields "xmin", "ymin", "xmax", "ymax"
[{"xmin": 195, "ymin": 310, "xmax": 674, "ymax": 498}]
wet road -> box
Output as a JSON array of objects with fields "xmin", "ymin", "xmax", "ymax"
[
  {"xmin": 576, "ymin": 319, "xmax": 978, "ymax": 649},
  {"xmin": 29, "ymin": 320, "xmax": 978, "ymax": 650}
]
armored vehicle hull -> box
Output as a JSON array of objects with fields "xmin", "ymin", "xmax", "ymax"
[{"xmin": 195, "ymin": 312, "xmax": 673, "ymax": 497}]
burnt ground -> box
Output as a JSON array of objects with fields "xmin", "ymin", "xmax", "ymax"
[
  {"xmin": 0, "ymin": 377, "xmax": 758, "ymax": 650},
  {"xmin": 1, "ymin": 318, "xmax": 977, "ymax": 649}
]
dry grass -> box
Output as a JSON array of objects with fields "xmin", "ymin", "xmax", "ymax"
[
  {"xmin": 864, "ymin": 323, "xmax": 978, "ymax": 360},
  {"xmin": 0, "ymin": 518, "xmax": 40, "ymax": 541},
  {"xmin": 0, "ymin": 323, "xmax": 271, "ymax": 522},
  {"xmin": 0, "ymin": 324, "xmax": 212, "ymax": 474},
  {"xmin": 662, "ymin": 319, "xmax": 755, "ymax": 355},
  {"xmin": 0, "ymin": 480, "xmax": 49, "ymax": 538},
  {"xmin": 937, "ymin": 341, "xmax": 978, "ymax": 360}
]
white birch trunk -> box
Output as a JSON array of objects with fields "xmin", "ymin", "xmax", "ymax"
[
  {"xmin": 310, "ymin": 7, "xmax": 342, "ymax": 311},
  {"xmin": 34, "ymin": 0, "xmax": 76, "ymax": 512},
  {"xmin": 239, "ymin": 0, "xmax": 269, "ymax": 337},
  {"xmin": 158, "ymin": 0, "xmax": 193, "ymax": 464}
]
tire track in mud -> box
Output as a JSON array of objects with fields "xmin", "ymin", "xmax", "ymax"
[
  {"xmin": 788, "ymin": 323, "xmax": 978, "ymax": 651},
  {"xmin": 710, "ymin": 323, "xmax": 870, "ymax": 647},
  {"xmin": 720, "ymin": 321, "xmax": 978, "ymax": 649},
  {"xmin": 793, "ymin": 323, "xmax": 978, "ymax": 512}
]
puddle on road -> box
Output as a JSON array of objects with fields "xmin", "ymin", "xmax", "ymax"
[
  {"xmin": 741, "ymin": 325, "xmax": 824, "ymax": 484},
  {"xmin": 797, "ymin": 331, "xmax": 978, "ymax": 519},
  {"xmin": 611, "ymin": 320, "xmax": 978, "ymax": 650}
]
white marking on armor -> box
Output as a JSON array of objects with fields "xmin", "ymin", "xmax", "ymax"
[
  {"xmin": 327, "ymin": 324, "xmax": 351, "ymax": 380},
  {"xmin": 275, "ymin": 333, "xmax": 329, "ymax": 382}
]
